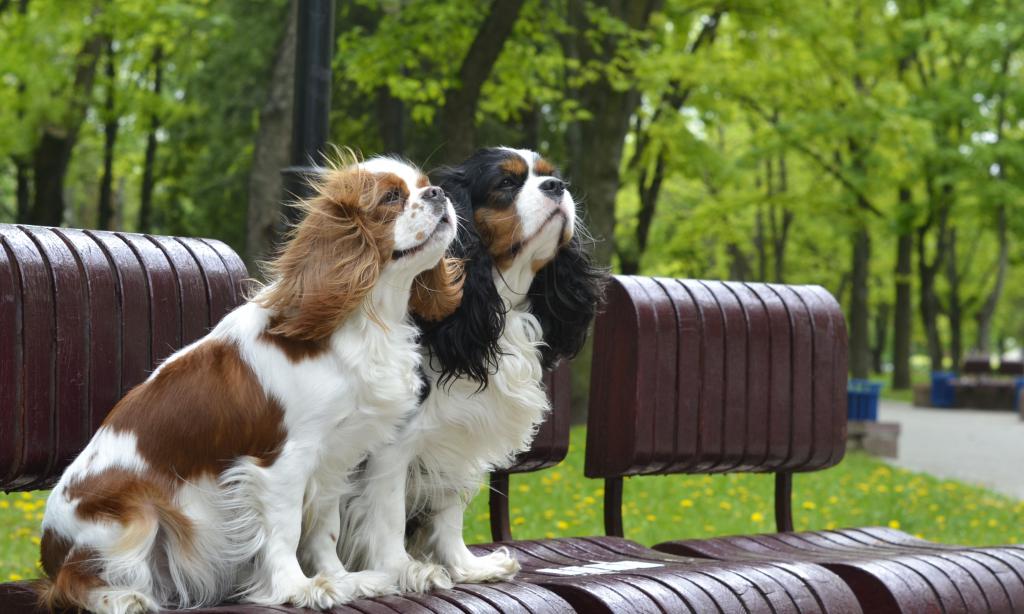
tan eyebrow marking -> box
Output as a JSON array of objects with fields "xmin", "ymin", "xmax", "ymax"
[
  {"xmin": 500, "ymin": 156, "xmax": 528, "ymax": 176},
  {"xmin": 534, "ymin": 158, "xmax": 555, "ymax": 176}
]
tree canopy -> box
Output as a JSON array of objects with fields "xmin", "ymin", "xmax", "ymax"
[{"xmin": 2, "ymin": 0, "xmax": 1022, "ymax": 387}]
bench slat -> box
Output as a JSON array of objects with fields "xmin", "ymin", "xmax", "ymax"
[{"xmin": 0, "ymin": 224, "xmax": 248, "ymax": 491}]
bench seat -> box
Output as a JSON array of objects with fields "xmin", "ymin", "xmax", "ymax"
[
  {"xmin": 470, "ymin": 536, "xmax": 862, "ymax": 613},
  {"xmin": 655, "ymin": 527, "xmax": 1024, "ymax": 613},
  {"xmin": 0, "ymin": 579, "xmax": 575, "ymax": 613}
]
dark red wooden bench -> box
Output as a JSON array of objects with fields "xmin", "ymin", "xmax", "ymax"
[
  {"xmin": 585, "ymin": 275, "xmax": 1024, "ymax": 614},
  {"xmin": 462, "ymin": 281, "xmax": 863, "ymax": 613},
  {"xmin": 0, "ymin": 223, "xmax": 575, "ymax": 614}
]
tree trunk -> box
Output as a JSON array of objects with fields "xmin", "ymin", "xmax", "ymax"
[
  {"xmin": 771, "ymin": 151, "xmax": 792, "ymax": 282},
  {"xmin": 945, "ymin": 227, "xmax": 963, "ymax": 369},
  {"xmin": 563, "ymin": 0, "xmax": 662, "ymax": 422},
  {"xmin": 97, "ymin": 40, "xmax": 118, "ymax": 230},
  {"xmin": 246, "ymin": 1, "xmax": 297, "ymax": 270},
  {"xmin": 917, "ymin": 180, "xmax": 951, "ymax": 372},
  {"xmin": 891, "ymin": 187, "xmax": 913, "ymax": 389},
  {"xmin": 439, "ymin": 0, "xmax": 525, "ymax": 163},
  {"xmin": 30, "ymin": 28, "xmax": 106, "ymax": 226},
  {"xmin": 727, "ymin": 243, "xmax": 751, "ymax": 281},
  {"xmin": 622, "ymin": 9, "xmax": 723, "ymax": 274},
  {"xmin": 14, "ymin": 157, "xmax": 30, "ymax": 222},
  {"xmin": 974, "ymin": 206, "xmax": 1008, "ymax": 353},
  {"xmin": 872, "ymin": 302, "xmax": 890, "ymax": 375},
  {"xmin": 620, "ymin": 150, "xmax": 667, "ymax": 275},
  {"xmin": 849, "ymin": 224, "xmax": 872, "ymax": 379},
  {"xmin": 138, "ymin": 45, "xmax": 164, "ymax": 234},
  {"xmin": 376, "ymin": 85, "xmax": 405, "ymax": 154}
]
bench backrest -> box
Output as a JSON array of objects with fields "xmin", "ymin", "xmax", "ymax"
[
  {"xmin": 582, "ymin": 276, "xmax": 847, "ymax": 535},
  {"xmin": 1, "ymin": 223, "xmax": 570, "ymax": 496},
  {"xmin": 585, "ymin": 276, "xmax": 848, "ymax": 479},
  {"xmin": 0, "ymin": 224, "xmax": 249, "ymax": 491}
]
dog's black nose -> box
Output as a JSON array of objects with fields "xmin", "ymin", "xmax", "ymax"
[
  {"xmin": 423, "ymin": 186, "xmax": 445, "ymax": 202},
  {"xmin": 539, "ymin": 178, "xmax": 565, "ymax": 197}
]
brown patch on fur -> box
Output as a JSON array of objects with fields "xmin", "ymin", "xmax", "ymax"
[
  {"xmin": 40, "ymin": 529, "xmax": 73, "ymax": 580},
  {"xmin": 375, "ymin": 172, "xmax": 410, "ymax": 205},
  {"xmin": 500, "ymin": 156, "xmax": 528, "ymax": 176},
  {"xmin": 410, "ymin": 257, "xmax": 464, "ymax": 321},
  {"xmin": 259, "ymin": 166, "xmax": 403, "ymax": 340},
  {"xmin": 36, "ymin": 543, "xmax": 105, "ymax": 612},
  {"xmin": 104, "ymin": 340, "xmax": 287, "ymax": 478},
  {"xmin": 475, "ymin": 207, "xmax": 525, "ymax": 270},
  {"xmin": 531, "ymin": 257, "xmax": 553, "ymax": 273},
  {"xmin": 534, "ymin": 158, "xmax": 555, "ymax": 176},
  {"xmin": 416, "ymin": 174, "xmax": 429, "ymax": 188},
  {"xmin": 259, "ymin": 317, "xmax": 330, "ymax": 362}
]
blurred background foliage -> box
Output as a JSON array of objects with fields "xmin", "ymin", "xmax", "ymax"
[{"xmin": 2, "ymin": 0, "xmax": 1023, "ymax": 396}]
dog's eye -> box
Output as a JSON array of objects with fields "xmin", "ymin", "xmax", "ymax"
[
  {"xmin": 498, "ymin": 177, "xmax": 515, "ymax": 188},
  {"xmin": 381, "ymin": 188, "xmax": 404, "ymax": 205}
]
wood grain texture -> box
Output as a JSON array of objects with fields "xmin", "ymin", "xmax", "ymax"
[{"xmin": 0, "ymin": 224, "xmax": 247, "ymax": 491}]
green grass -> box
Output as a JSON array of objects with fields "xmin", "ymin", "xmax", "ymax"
[
  {"xmin": 5, "ymin": 427, "xmax": 1022, "ymax": 582},
  {"xmin": 462, "ymin": 428, "xmax": 1023, "ymax": 548}
]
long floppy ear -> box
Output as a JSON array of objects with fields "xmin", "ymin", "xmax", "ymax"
[
  {"xmin": 259, "ymin": 168, "xmax": 386, "ymax": 340},
  {"xmin": 527, "ymin": 234, "xmax": 607, "ymax": 368},
  {"xmin": 416, "ymin": 169, "xmax": 506, "ymax": 386},
  {"xmin": 410, "ymin": 256, "xmax": 464, "ymax": 322}
]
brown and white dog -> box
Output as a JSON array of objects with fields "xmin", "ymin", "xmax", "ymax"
[{"xmin": 38, "ymin": 158, "xmax": 462, "ymax": 613}]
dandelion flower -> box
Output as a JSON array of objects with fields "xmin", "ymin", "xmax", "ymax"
[{"xmin": 888, "ymin": 520, "xmax": 900, "ymax": 529}]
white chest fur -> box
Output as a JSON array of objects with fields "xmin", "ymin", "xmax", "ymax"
[{"xmin": 410, "ymin": 307, "xmax": 550, "ymax": 491}]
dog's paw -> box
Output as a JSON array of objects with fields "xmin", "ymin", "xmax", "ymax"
[
  {"xmin": 391, "ymin": 559, "xmax": 454, "ymax": 593},
  {"xmin": 332, "ymin": 569, "xmax": 398, "ymax": 600},
  {"xmin": 448, "ymin": 547, "xmax": 521, "ymax": 584},
  {"xmin": 87, "ymin": 588, "xmax": 160, "ymax": 614},
  {"xmin": 288, "ymin": 574, "xmax": 342, "ymax": 610}
]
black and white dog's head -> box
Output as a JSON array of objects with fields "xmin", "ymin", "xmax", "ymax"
[{"xmin": 419, "ymin": 147, "xmax": 605, "ymax": 385}]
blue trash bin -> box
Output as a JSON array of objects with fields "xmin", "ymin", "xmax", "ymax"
[
  {"xmin": 930, "ymin": 371, "xmax": 957, "ymax": 408},
  {"xmin": 848, "ymin": 379, "xmax": 883, "ymax": 421}
]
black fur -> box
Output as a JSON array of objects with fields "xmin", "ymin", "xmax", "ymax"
[
  {"xmin": 417, "ymin": 159, "xmax": 507, "ymax": 386},
  {"xmin": 528, "ymin": 233, "xmax": 605, "ymax": 368},
  {"xmin": 419, "ymin": 148, "xmax": 605, "ymax": 385}
]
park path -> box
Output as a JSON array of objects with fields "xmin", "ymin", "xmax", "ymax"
[{"xmin": 879, "ymin": 400, "xmax": 1024, "ymax": 500}]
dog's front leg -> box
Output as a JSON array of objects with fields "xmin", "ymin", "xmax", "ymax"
[
  {"xmin": 301, "ymin": 493, "xmax": 395, "ymax": 601},
  {"xmin": 423, "ymin": 486, "xmax": 520, "ymax": 584},
  {"xmin": 238, "ymin": 451, "xmax": 352, "ymax": 609},
  {"xmin": 342, "ymin": 448, "xmax": 453, "ymax": 593}
]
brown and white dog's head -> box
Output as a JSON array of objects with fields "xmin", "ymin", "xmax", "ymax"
[
  {"xmin": 421, "ymin": 147, "xmax": 605, "ymax": 385},
  {"xmin": 259, "ymin": 157, "xmax": 462, "ymax": 340}
]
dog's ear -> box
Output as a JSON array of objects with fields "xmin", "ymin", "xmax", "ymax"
[
  {"xmin": 260, "ymin": 167, "xmax": 386, "ymax": 340},
  {"xmin": 410, "ymin": 256, "xmax": 464, "ymax": 322},
  {"xmin": 417, "ymin": 168, "xmax": 506, "ymax": 386},
  {"xmin": 527, "ymin": 234, "xmax": 606, "ymax": 368}
]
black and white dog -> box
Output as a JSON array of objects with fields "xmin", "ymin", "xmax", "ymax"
[{"xmin": 338, "ymin": 147, "xmax": 604, "ymax": 591}]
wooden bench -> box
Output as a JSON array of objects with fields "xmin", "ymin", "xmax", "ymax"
[
  {"xmin": 0, "ymin": 223, "xmax": 576, "ymax": 613},
  {"xmin": 585, "ymin": 275, "xmax": 1024, "ymax": 614}
]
